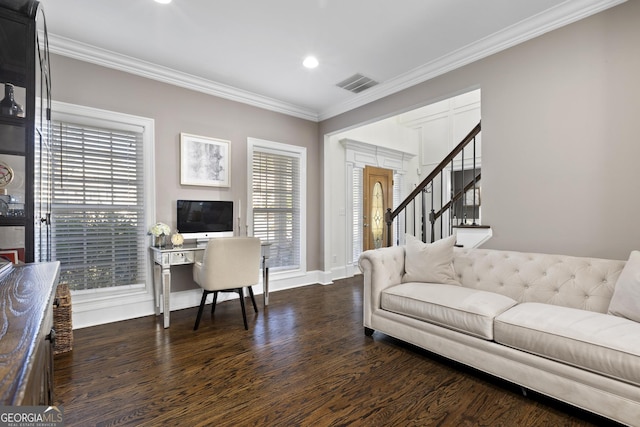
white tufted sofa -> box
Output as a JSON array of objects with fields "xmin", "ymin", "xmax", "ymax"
[{"xmin": 359, "ymin": 246, "xmax": 640, "ymax": 426}]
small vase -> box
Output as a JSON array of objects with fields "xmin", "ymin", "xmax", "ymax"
[
  {"xmin": 0, "ymin": 83, "xmax": 24, "ymax": 117},
  {"xmin": 154, "ymin": 234, "xmax": 167, "ymax": 248}
]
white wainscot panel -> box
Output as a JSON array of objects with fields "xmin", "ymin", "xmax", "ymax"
[{"xmin": 421, "ymin": 115, "xmax": 450, "ymax": 166}]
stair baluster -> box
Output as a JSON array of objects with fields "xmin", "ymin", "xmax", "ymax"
[{"xmin": 385, "ymin": 121, "xmax": 482, "ymax": 247}]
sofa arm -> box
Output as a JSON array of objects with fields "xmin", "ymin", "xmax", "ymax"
[{"xmin": 358, "ymin": 246, "xmax": 405, "ymax": 328}]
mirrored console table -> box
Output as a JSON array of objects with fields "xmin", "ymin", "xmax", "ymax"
[{"xmin": 150, "ymin": 242, "xmax": 271, "ymax": 328}]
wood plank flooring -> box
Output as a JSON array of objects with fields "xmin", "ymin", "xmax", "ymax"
[{"xmin": 54, "ymin": 276, "xmax": 622, "ymax": 426}]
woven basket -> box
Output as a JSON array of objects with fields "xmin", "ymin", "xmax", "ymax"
[{"xmin": 53, "ymin": 283, "xmax": 73, "ymax": 354}]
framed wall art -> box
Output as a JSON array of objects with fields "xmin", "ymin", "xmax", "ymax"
[
  {"xmin": 464, "ymin": 187, "xmax": 481, "ymax": 206},
  {"xmin": 180, "ymin": 133, "xmax": 231, "ymax": 187}
]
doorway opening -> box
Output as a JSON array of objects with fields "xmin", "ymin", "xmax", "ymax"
[{"xmin": 327, "ymin": 88, "xmax": 481, "ymax": 275}]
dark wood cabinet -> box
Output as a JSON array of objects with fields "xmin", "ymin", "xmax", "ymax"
[
  {"xmin": 0, "ymin": 0, "xmax": 51, "ymax": 263},
  {"xmin": 0, "ymin": 261, "xmax": 60, "ymax": 405}
]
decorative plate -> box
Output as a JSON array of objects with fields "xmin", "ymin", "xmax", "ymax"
[{"xmin": 0, "ymin": 161, "xmax": 14, "ymax": 188}]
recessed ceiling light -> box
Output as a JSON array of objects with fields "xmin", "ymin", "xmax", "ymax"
[
  {"xmin": 155, "ymin": 0, "xmax": 172, "ymax": 4},
  {"xmin": 303, "ymin": 56, "xmax": 319, "ymax": 69}
]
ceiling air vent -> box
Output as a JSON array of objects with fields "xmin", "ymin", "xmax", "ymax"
[{"xmin": 336, "ymin": 73, "xmax": 378, "ymax": 94}]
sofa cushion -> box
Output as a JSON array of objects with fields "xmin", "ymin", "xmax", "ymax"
[
  {"xmin": 608, "ymin": 250, "xmax": 640, "ymax": 323},
  {"xmin": 452, "ymin": 248, "xmax": 625, "ymax": 313},
  {"xmin": 495, "ymin": 302, "xmax": 640, "ymax": 387},
  {"xmin": 381, "ymin": 283, "xmax": 517, "ymax": 340},
  {"xmin": 402, "ymin": 234, "xmax": 460, "ymax": 285}
]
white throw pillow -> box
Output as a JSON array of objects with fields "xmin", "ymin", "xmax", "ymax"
[
  {"xmin": 608, "ymin": 250, "xmax": 640, "ymax": 323},
  {"xmin": 402, "ymin": 234, "xmax": 460, "ymax": 285}
]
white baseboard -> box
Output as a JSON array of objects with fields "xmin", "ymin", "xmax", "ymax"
[
  {"xmin": 71, "ymin": 269, "xmax": 336, "ymax": 329},
  {"xmin": 332, "ymin": 264, "xmax": 361, "ymax": 281}
]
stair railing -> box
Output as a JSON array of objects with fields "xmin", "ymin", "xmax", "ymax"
[{"xmin": 385, "ymin": 121, "xmax": 481, "ymax": 246}]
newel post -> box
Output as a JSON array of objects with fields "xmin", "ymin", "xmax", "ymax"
[{"xmin": 385, "ymin": 208, "xmax": 393, "ymax": 247}]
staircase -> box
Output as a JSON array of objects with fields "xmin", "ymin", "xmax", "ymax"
[{"xmin": 385, "ymin": 121, "xmax": 491, "ymax": 247}]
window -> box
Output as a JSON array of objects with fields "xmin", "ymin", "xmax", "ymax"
[
  {"xmin": 393, "ymin": 172, "xmax": 403, "ymax": 246},
  {"xmin": 50, "ymin": 102, "xmax": 154, "ymax": 292},
  {"xmin": 451, "ymin": 168, "xmax": 481, "ymax": 226},
  {"xmin": 248, "ymin": 138, "xmax": 306, "ymax": 273}
]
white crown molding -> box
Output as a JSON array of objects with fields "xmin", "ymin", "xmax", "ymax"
[
  {"xmin": 47, "ymin": 34, "xmax": 320, "ymax": 122},
  {"xmin": 341, "ymin": 138, "xmax": 416, "ymax": 172},
  {"xmin": 317, "ymin": 0, "xmax": 626, "ymax": 121},
  {"xmin": 47, "ymin": 0, "xmax": 624, "ymax": 123}
]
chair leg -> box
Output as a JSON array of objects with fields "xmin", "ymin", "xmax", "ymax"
[
  {"xmin": 211, "ymin": 291, "xmax": 219, "ymax": 314},
  {"xmin": 247, "ymin": 286, "xmax": 258, "ymax": 313},
  {"xmin": 238, "ymin": 288, "xmax": 248, "ymax": 330},
  {"xmin": 194, "ymin": 290, "xmax": 210, "ymax": 331}
]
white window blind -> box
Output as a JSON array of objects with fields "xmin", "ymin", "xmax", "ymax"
[
  {"xmin": 352, "ymin": 167, "xmax": 363, "ymax": 263},
  {"xmin": 393, "ymin": 172, "xmax": 403, "ymax": 246},
  {"xmin": 51, "ymin": 121, "xmax": 147, "ymax": 291},
  {"xmin": 251, "ymin": 148, "xmax": 301, "ymax": 271}
]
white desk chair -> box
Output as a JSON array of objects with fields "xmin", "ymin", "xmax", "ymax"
[{"xmin": 192, "ymin": 237, "xmax": 261, "ymax": 330}]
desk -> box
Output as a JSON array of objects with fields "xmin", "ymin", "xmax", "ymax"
[{"xmin": 150, "ymin": 242, "xmax": 271, "ymax": 328}]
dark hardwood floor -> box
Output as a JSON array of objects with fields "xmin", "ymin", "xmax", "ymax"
[{"xmin": 54, "ymin": 276, "xmax": 622, "ymax": 426}]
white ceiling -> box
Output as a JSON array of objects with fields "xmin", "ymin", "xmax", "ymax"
[{"xmin": 41, "ymin": 0, "xmax": 624, "ymax": 121}]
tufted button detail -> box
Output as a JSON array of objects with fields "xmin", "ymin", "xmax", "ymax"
[{"xmin": 571, "ymin": 275, "xmax": 576, "ymax": 279}]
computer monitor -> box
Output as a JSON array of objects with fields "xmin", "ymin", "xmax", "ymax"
[{"xmin": 176, "ymin": 200, "xmax": 234, "ymax": 243}]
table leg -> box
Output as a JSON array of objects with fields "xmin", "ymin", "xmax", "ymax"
[
  {"xmin": 161, "ymin": 266, "xmax": 171, "ymax": 328},
  {"xmin": 152, "ymin": 264, "xmax": 162, "ymax": 315},
  {"xmin": 263, "ymin": 256, "xmax": 269, "ymax": 307}
]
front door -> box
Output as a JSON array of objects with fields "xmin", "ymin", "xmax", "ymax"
[{"xmin": 363, "ymin": 166, "xmax": 393, "ymax": 250}]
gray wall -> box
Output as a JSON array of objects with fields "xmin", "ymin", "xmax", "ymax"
[
  {"xmin": 320, "ymin": 0, "xmax": 640, "ymax": 260},
  {"xmin": 49, "ymin": 0, "xmax": 640, "ymax": 275},
  {"xmin": 50, "ymin": 55, "xmax": 321, "ymax": 290}
]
